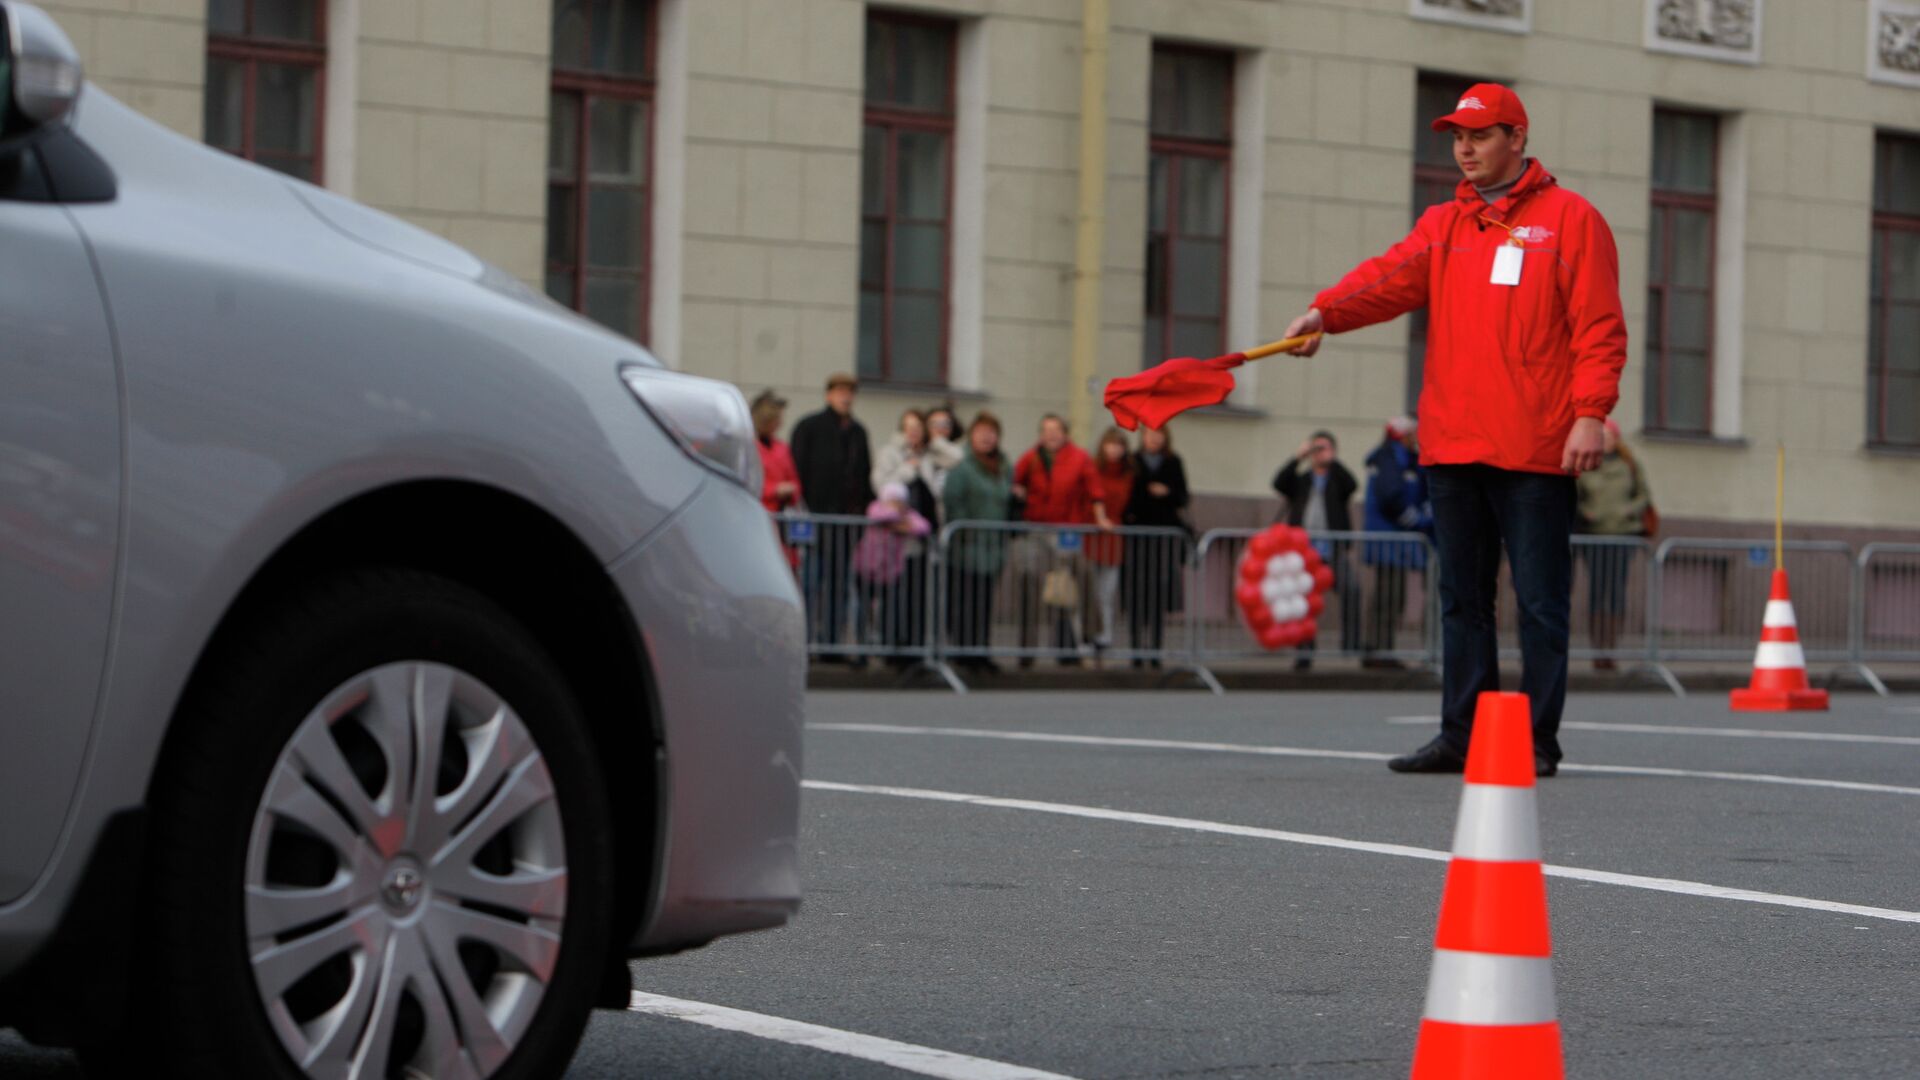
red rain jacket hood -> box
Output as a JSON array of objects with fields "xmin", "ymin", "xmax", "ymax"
[{"xmin": 1312, "ymin": 159, "xmax": 1626, "ymax": 475}]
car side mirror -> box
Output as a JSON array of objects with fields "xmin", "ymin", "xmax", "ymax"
[{"xmin": 2, "ymin": 2, "xmax": 84, "ymax": 136}]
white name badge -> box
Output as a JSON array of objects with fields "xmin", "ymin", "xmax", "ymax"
[{"xmin": 1491, "ymin": 244, "xmax": 1524, "ymax": 287}]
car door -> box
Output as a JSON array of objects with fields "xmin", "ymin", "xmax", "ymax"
[{"xmin": 0, "ymin": 194, "xmax": 122, "ymax": 902}]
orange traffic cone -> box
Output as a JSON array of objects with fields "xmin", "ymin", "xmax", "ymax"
[
  {"xmin": 1729, "ymin": 569, "xmax": 1830, "ymax": 712},
  {"xmin": 1410, "ymin": 692, "xmax": 1563, "ymax": 1080}
]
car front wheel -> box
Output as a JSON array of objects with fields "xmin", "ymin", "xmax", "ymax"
[{"xmin": 124, "ymin": 569, "xmax": 614, "ymax": 1080}]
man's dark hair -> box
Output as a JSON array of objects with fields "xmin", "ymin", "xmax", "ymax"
[
  {"xmin": 1040, "ymin": 413, "xmax": 1068, "ymax": 433},
  {"xmin": 1311, "ymin": 430, "xmax": 1337, "ymax": 449}
]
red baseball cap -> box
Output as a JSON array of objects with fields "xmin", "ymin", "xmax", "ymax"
[{"xmin": 1430, "ymin": 83, "xmax": 1529, "ymax": 132}]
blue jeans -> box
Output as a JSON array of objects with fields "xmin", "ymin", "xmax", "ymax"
[{"xmin": 1429, "ymin": 465, "xmax": 1575, "ymax": 764}]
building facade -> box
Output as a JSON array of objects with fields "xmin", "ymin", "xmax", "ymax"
[{"xmin": 35, "ymin": 0, "xmax": 1920, "ymax": 534}]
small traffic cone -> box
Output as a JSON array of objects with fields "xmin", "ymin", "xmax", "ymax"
[
  {"xmin": 1729, "ymin": 569, "xmax": 1830, "ymax": 712},
  {"xmin": 1410, "ymin": 692, "xmax": 1563, "ymax": 1080}
]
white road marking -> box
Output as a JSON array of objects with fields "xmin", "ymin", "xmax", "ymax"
[
  {"xmin": 809, "ymin": 723, "xmax": 1920, "ymax": 798},
  {"xmin": 1390, "ymin": 715, "xmax": 1920, "ymax": 746},
  {"xmin": 628, "ymin": 991, "xmax": 1082, "ymax": 1080},
  {"xmin": 803, "ymin": 780, "xmax": 1920, "ymax": 927}
]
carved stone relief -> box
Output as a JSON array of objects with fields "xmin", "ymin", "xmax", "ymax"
[
  {"xmin": 1409, "ymin": 0, "xmax": 1531, "ymax": 35},
  {"xmin": 1645, "ymin": 0, "xmax": 1762, "ymax": 63}
]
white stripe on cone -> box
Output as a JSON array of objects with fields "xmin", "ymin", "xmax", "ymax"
[
  {"xmin": 1752, "ymin": 640, "xmax": 1808, "ymax": 671},
  {"xmin": 1763, "ymin": 600, "xmax": 1797, "ymax": 629},
  {"xmin": 1450, "ymin": 786, "xmax": 1543, "ymax": 863},
  {"xmin": 1422, "ymin": 950, "xmax": 1559, "ymax": 1026}
]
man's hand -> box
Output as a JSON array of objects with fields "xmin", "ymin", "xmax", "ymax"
[
  {"xmin": 1283, "ymin": 308, "xmax": 1325, "ymax": 356},
  {"xmin": 1148, "ymin": 482, "xmax": 1171, "ymax": 498},
  {"xmin": 775, "ymin": 481, "xmax": 797, "ymax": 499},
  {"xmin": 1561, "ymin": 416, "xmax": 1606, "ymax": 474}
]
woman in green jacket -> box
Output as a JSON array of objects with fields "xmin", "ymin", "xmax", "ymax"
[
  {"xmin": 940, "ymin": 412, "xmax": 1014, "ymax": 672},
  {"xmin": 1575, "ymin": 419, "xmax": 1655, "ymax": 670}
]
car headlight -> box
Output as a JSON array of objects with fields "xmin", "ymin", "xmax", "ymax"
[{"xmin": 619, "ymin": 363, "xmax": 761, "ymax": 494}]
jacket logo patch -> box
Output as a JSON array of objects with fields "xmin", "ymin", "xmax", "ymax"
[
  {"xmin": 1510, "ymin": 226, "xmax": 1555, "ymax": 243},
  {"xmin": 1456, "ymin": 96, "xmax": 1486, "ymax": 110}
]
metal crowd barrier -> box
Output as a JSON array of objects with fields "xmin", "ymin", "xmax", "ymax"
[
  {"xmin": 1188, "ymin": 529, "xmax": 1440, "ymax": 691},
  {"xmin": 936, "ymin": 520, "xmax": 1194, "ymax": 673},
  {"xmin": 777, "ymin": 511, "xmax": 947, "ymax": 683},
  {"xmin": 771, "ymin": 511, "xmax": 1920, "ymax": 697},
  {"xmin": 1649, "ymin": 538, "xmax": 1857, "ymax": 697},
  {"xmin": 1853, "ymin": 543, "xmax": 1920, "ymax": 695}
]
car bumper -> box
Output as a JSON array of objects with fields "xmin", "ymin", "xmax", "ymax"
[{"xmin": 606, "ymin": 477, "xmax": 805, "ymax": 951}]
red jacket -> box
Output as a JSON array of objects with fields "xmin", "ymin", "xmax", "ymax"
[
  {"xmin": 1088, "ymin": 463, "xmax": 1135, "ymax": 565},
  {"xmin": 1016, "ymin": 442, "xmax": 1103, "ymax": 526},
  {"xmin": 758, "ymin": 436, "xmax": 800, "ymax": 514},
  {"xmin": 1313, "ymin": 159, "xmax": 1626, "ymax": 475}
]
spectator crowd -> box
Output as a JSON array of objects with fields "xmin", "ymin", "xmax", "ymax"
[{"xmin": 750, "ymin": 373, "xmax": 1653, "ymax": 673}]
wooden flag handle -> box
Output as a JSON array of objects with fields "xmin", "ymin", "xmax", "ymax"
[{"xmin": 1241, "ymin": 332, "xmax": 1323, "ymax": 361}]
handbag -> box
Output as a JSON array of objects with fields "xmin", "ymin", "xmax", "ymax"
[
  {"xmin": 1642, "ymin": 503, "xmax": 1660, "ymax": 538},
  {"xmin": 1041, "ymin": 566, "xmax": 1081, "ymax": 609}
]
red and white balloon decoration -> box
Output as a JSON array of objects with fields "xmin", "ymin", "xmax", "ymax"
[{"xmin": 1235, "ymin": 525, "xmax": 1334, "ymax": 651}]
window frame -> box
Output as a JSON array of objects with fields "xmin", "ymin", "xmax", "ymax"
[
  {"xmin": 1645, "ymin": 107, "xmax": 1720, "ymax": 437},
  {"xmin": 205, "ymin": 0, "xmax": 329, "ymax": 181},
  {"xmin": 1870, "ymin": 131, "xmax": 1920, "ymax": 449},
  {"xmin": 1143, "ymin": 43, "xmax": 1234, "ymax": 368},
  {"xmin": 547, "ymin": 0, "xmax": 659, "ymax": 344},
  {"xmin": 858, "ymin": 9, "xmax": 958, "ymax": 388}
]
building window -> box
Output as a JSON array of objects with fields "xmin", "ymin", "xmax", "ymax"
[
  {"xmin": 205, "ymin": 0, "xmax": 326, "ymax": 181},
  {"xmin": 547, "ymin": 0, "xmax": 656, "ymax": 342},
  {"xmin": 1407, "ymin": 73, "xmax": 1486, "ymax": 411},
  {"xmin": 1646, "ymin": 108, "xmax": 1719, "ymax": 435},
  {"xmin": 1143, "ymin": 46, "xmax": 1232, "ymax": 367},
  {"xmin": 1871, "ymin": 131, "xmax": 1920, "ymax": 448},
  {"xmin": 858, "ymin": 12, "xmax": 956, "ymax": 386}
]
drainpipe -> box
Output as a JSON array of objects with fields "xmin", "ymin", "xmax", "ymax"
[{"xmin": 1067, "ymin": 0, "xmax": 1109, "ymax": 439}]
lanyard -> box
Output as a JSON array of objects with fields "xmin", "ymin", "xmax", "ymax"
[{"xmin": 1478, "ymin": 213, "xmax": 1524, "ymax": 247}]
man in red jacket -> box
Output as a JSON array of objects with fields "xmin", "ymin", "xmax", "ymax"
[
  {"xmin": 1281, "ymin": 83, "xmax": 1626, "ymax": 777},
  {"xmin": 1013, "ymin": 415, "xmax": 1114, "ymax": 666}
]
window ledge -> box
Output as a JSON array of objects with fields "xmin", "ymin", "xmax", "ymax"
[
  {"xmin": 1639, "ymin": 430, "xmax": 1748, "ymax": 449},
  {"xmin": 1865, "ymin": 442, "xmax": 1920, "ymax": 460},
  {"xmin": 1189, "ymin": 403, "xmax": 1269, "ymax": 421},
  {"xmin": 856, "ymin": 382, "xmax": 991, "ymax": 402}
]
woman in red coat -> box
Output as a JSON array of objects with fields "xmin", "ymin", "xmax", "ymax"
[
  {"xmin": 752, "ymin": 390, "xmax": 801, "ymax": 569},
  {"xmin": 1089, "ymin": 428, "xmax": 1135, "ymax": 650},
  {"xmin": 1011, "ymin": 415, "xmax": 1113, "ymax": 665}
]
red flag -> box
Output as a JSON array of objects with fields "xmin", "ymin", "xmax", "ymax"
[
  {"xmin": 1103, "ymin": 333, "xmax": 1321, "ymax": 431},
  {"xmin": 1104, "ymin": 352, "xmax": 1247, "ymax": 431}
]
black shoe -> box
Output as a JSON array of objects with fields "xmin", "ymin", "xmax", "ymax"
[
  {"xmin": 1293, "ymin": 658, "xmax": 1313, "ymax": 672},
  {"xmin": 1131, "ymin": 658, "xmax": 1145, "ymax": 670},
  {"xmin": 975, "ymin": 658, "xmax": 1002, "ymax": 675},
  {"xmin": 1018, "ymin": 657, "xmax": 1034, "ymax": 670},
  {"xmin": 1535, "ymin": 755, "xmax": 1558, "ymax": 778},
  {"xmin": 1058, "ymin": 656, "xmax": 1083, "ymax": 668},
  {"xmin": 1387, "ymin": 738, "xmax": 1467, "ymax": 774}
]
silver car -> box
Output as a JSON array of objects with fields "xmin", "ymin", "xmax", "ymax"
[{"xmin": 0, "ymin": 4, "xmax": 803, "ymax": 1076}]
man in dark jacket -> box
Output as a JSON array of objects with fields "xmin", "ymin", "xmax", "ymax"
[
  {"xmin": 791, "ymin": 373, "xmax": 874, "ymax": 515},
  {"xmin": 1361, "ymin": 417, "xmax": 1435, "ymax": 668},
  {"xmin": 789, "ymin": 373, "xmax": 874, "ymax": 654},
  {"xmin": 1271, "ymin": 431, "xmax": 1361, "ymax": 665}
]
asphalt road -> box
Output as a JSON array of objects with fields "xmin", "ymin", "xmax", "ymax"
[{"xmin": 7, "ymin": 690, "xmax": 1919, "ymax": 1078}]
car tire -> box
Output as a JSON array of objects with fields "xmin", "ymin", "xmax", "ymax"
[{"xmin": 108, "ymin": 568, "xmax": 614, "ymax": 1080}]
